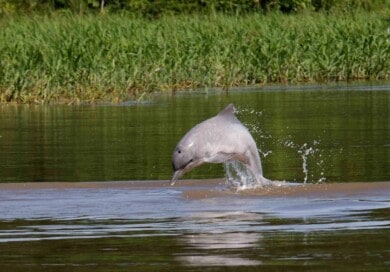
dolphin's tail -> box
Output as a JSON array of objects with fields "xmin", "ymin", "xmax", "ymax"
[{"xmin": 258, "ymin": 175, "xmax": 286, "ymax": 187}]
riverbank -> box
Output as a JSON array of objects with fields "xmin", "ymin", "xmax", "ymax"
[{"xmin": 1, "ymin": 11, "xmax": 388, "ymax": 104}]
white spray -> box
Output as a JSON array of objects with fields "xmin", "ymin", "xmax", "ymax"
[{"xmin": 225, "ymin": 107, "xmax": 329, "ymax": 189}]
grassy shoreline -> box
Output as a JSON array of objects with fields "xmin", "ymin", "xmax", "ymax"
[{"xmin": 1, "ymin": 12, "xmax": 389, "ymax": 104}]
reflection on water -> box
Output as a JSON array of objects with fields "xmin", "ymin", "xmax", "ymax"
[
  {"xmin": 0, "ymin": 182, "xmax": 389, "ymax": 270},
  {"xmin": 177, "ymin": 253, "xmax": 262, "ymax": 267},
  {"xmin": 181, "ymin": 231, "xmax": 262, "ymax": 250},
  {"xmin": 177, "ymin": 213, "xmax": 263, "ymax": 266},
  {"xmin": 0, "ymin": 83, "xmax": 389, "ymax": 183}
]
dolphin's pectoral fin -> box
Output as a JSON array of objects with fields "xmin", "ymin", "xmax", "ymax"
[
  {"xmin": 182, "ymin": 159, "xmax": 204, "ymax": 174},
  {"xmin": 229, "ymin": 153, "xmax": 250, "ymax": 165},
  {"xmin": 206, "ymin": 152, "xmax": 250, "ymax": 165}
]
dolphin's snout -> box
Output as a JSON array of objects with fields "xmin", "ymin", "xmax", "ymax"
[
  {"xmin": 170, "ymin": 170, "xmax": 182, "ymax": 186},
  {"xmin": 171, "ymin": 157, "xmax": 192, "ymax": 185},
  {"xmin": 171, "ymin": 161, "xmax": 179, "ymax": 185}
]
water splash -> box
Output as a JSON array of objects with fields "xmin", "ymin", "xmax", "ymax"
[
  {"xmin": 298, "ymin": 142, "xmax": 316, "ymax": 183},
  {"xmin": 224, "ymin": 161, "xmax": 258, "ymax": 190},
  {"xmin": 279, "ymin": 139, "xmax": 326, "ymax": 183},
  {"xmin": 235, "ymin": 107, "xmax": 328, "ymax": 185},
  {"xmin": 223, "ymin": 107, "xmax": 275, "ymax": 190}
]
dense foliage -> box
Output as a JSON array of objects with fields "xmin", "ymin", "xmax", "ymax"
[
  {"xmin": 1, "ymin": 12, "xmax": 388, "ymax": 103},
  {"xmin": 0, "ymin": 0, "xmax": 388, "ymax": 103},
  {"xmin": 0, "ymin": 0, "xmax": 389, "ymax": 16}
]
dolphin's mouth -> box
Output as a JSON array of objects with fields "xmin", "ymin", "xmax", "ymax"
[
  {"xmin": 170, "ymin": 159, "xmax": 199, "ymax": 186},
  {"xmin": 172, "ymin": 159, "xmax": 193, "ymax": 172}
]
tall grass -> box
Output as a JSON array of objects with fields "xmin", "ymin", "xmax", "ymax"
[{"xmin": 0, "ymin": 12, "xmax": 388, "ymax": 103}]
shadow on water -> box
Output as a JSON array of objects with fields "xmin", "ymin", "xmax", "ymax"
[{"xmin": 0, "ymin": 83, "xmax": 389, "ymax": 271}]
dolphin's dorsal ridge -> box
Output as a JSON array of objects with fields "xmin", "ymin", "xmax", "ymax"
[{"xmin": 218, "ymin": 104, "xmax": 236, "ymax": 118}]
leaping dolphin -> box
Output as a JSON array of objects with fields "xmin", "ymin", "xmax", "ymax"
[{"xmin": 170, "ymin": 104, "xmax": 270, "ymax": 187}]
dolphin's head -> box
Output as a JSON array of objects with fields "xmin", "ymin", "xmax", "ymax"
[{"xmin": 170, "ymin": 142, "xmax": 202, "ymax": 185}]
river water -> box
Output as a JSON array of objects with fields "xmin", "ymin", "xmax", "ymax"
[{"xmin": 0, "ymin": 83, "xmax": 389, "ymax": 271}]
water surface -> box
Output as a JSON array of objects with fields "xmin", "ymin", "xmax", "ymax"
[
  {"xmin": 0, "ymin": 83, "xmax": 388, "ymax": 183},
  {"xmin": 0, "ymin": 180, "xmax": 389, "ymax": 271},
  {"xmin": 0, "ymin": 83, "xmax": 389, "ymax": 271}
]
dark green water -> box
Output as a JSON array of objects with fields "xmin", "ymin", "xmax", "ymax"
[
  {"xmin": 0, "ymin": 84, "xmax": 389, "ymax": 271},
  {"xmin": 0, "ymin": 84, "xmax": 389, "ymax": 183}
]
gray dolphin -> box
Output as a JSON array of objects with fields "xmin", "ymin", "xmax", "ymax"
[{"xmin": 171, "ymin": 104, "xmax": 270, "ymax": 187}]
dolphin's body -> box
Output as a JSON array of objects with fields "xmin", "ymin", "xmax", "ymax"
[{"xmin": 171, "ymin": 104, "xmax": 270, "ymax": 186}]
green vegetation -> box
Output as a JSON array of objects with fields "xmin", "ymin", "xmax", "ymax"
[
  {"xmin": 1, "ymin": 0, "xmax": 389, "ymax": 16},
  {"xmin": 0, "ymin": 6, "xmax": 389, "ymax": 103}
]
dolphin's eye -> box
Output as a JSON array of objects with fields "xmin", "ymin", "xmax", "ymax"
[{"xmin": 178, "ymin": 150, "xmax": 181, "ymax": 154}]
